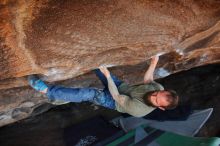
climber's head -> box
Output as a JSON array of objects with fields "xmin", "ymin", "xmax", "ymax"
[{"xmin": 143, "ymin": 90, "xmax": 179, "ymax": 110}]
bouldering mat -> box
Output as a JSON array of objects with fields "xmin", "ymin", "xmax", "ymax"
[
  {"xmin": 106, "ymin": 125, "xmax": 220, "ymax": 146},
  {"xmin": 119, "ymin": 108, "xmax": 213, "ymax": 136}
]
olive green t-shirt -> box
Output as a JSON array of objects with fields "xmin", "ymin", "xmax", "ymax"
[{"xmin": 115, "ymin": 81, "xmax": 164, "ymax": 117}]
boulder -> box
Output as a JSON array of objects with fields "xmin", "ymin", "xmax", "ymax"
[{"xmin": 0, "ymin": 0, "xmax": 220, "ymax": 127}]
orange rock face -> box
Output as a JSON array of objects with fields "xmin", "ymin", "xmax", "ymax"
[
  {"xmin": 0, "ymin": 0, "xmax": 220, "ymax": 89},
  {"xmin": 0, "ymin": 0, "xmax": 220, "ymax": 126}
]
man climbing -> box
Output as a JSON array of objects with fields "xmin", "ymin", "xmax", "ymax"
[{"xmin": 28, "ymin": 56, "xmax": 179, "ymax": 117}]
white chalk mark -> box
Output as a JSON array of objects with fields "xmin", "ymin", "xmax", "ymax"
[{"xmin": 155, "ymin": 68, "xmax": 170, "ymax": 78}]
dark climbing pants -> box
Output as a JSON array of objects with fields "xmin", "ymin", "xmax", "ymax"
[{"xmin": 46, "ymin": 69, "xmax": 122, "ymax": 109}]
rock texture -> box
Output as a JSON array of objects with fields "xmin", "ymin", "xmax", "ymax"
[
  {"xmin": 0, "ymin": 0, "xmax": 220, "ymax": 89},
  {"xmin": 0, "ymin": 0, "xmax": 220, "ymax": 126}
]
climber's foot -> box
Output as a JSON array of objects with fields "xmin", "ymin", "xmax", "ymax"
[{"xmin": 28, "ymin": 75, "xmax": 48, "ymax": 94}]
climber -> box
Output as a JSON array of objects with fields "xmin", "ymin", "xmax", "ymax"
[{"xmin": 28, "ymin": 56, "xmax": 179, "ymax": 117}]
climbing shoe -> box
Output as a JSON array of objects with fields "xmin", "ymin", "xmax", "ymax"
[{"xmin": 28, "ymin": 75, "xmax": 48, "ymax": 93}]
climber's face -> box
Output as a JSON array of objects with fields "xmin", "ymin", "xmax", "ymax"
[{"xmin": 149, "ymin": 90, "xmax": 178, "ymax": 110}]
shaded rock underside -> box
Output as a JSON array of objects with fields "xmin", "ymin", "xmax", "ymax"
[{"xmin": 0, "ymin": 64, "xmax": 219, "ymax": 146}]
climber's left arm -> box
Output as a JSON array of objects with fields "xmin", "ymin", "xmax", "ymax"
[
  {"xmin": 143, "ymin": 56, "xmax": 159, "ymax": 84},
  {"xmin": 99, "ymin": 66, "xmax": 127, "ymax": 106}
]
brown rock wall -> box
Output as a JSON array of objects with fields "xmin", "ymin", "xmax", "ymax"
[{"xmin": 0, "ymin": 0, "xmax": 220, "ymax": 89}]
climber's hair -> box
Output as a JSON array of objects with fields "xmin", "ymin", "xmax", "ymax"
[{"xmin": 143, "ymin": 89, "xmax": 179, "ymax": 109}]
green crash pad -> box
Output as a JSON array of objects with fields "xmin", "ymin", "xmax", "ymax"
[{"xmin": 106, "ymin": 125, "xmax": 220, "ymax": 146}]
